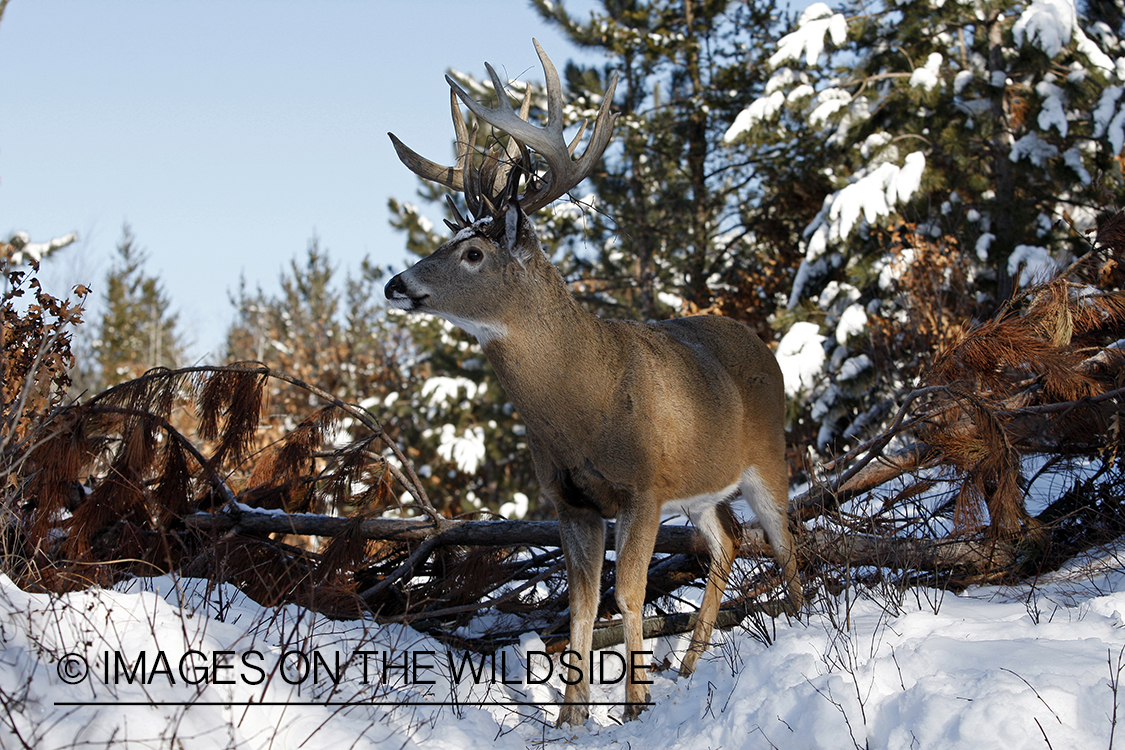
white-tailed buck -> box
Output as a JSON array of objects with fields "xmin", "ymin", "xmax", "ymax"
[{"xmin": 385, "ymin": 40, "xmax": 802, "ymax": 726}]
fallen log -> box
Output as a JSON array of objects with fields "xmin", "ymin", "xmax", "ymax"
[
  {"xmin": 806, "ymin": 528, "xmax": 1016, "ymax": 571},
  {"xmin": 185, "ymin": 507, "xmax": 1011, "ymax": 575},
  {"xmin": 184, "ymin": 507, "xmax": 772, "ymax": 556}
]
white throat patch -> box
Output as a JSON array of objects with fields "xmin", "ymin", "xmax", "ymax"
[{"xmin": 438, "ymin": 314, "xmax": 509, "ymax": 346}]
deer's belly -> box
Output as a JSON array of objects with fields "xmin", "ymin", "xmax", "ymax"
[{"xmin": 662, "ymin": 481, "xmax": 740, "ymax": 519}]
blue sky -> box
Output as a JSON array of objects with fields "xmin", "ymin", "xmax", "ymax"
[{"xmin": 1, "ymin": 0, "xmax": 599, "ymax": 359}]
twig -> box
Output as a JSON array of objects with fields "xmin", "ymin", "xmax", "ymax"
[
  {"xmin": 358, "ymin": 535, "xmax": 442, "ymax": 605},
  {"xmin": 86, "ymin": 404, "xmax": 237, "ymax": 506},
  {"xmin": 1108, "ymin": 645, "xmax": 1125, "ymax": 750},
  {"xmin": 384, "ymin": 560, "xmax": 565, "ymax": 624},
  {"xmin": 829, "ymin": 386, "xmax": 948, "ymax": 491}
]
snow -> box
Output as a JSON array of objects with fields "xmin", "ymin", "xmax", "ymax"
[
  {"xmin": 818, "ymin": 279, "xmax": 860, "ymax": 310},
  {"xmin": 1076, "ymin": 25, "xmax": 1116, "ymax": 71},
  {"xmin": 803, "ymin": 152, "xmax": 927, "ymax": 257},
  {"xmin": 723, "ymin": 67, "xmax": 820, "ymax": 141},
  {"xmin": 7, "ymin": 536, "xmax": 1125, "ymax": 749},
  {"xmin": 769, "ymin": 3, "xmax": 848, "ymax": 67},
  {"xmin": 1095, "ymin": 86, "xmax": 1125, "ymax": 154},
  {"xmin": 977, "ymin": 232, "xmax": 996, "ymax": 261},
  {"xmin": 498, "ymin": 492, "xmax": 530, "ymax": 520},
  {"xmin": 860, "ymin": 131, "xmax": 893, "ymax": 159},
  {"xmin": 1094, "ymin": 85, "xmax": 1123, "ymax": 138},
  {"xmin": 1036, "ymin": 79, "xmax": 1068, "ymax": 137},
  {"xmin": 808, "ymin": 87, "xmax": 852, "ymax": 126},
  {"xmin": 1064, "ymin": 146, "xmax": 1092, "ymax": 184},
  {"xmin": 436, "ymin": 423, "xmax": 487, "ymax": 474},
  {"xmin": 722, "ymin": 91, "xmax": 786, "ymax": 141},
  {"xmin": 1111, "ymin": 105, "xmax": 1125, "ymax": 156},
  {"xmin": 954, "ymin": 69, "xmax": 974, "ymax": 95},
  {"xmin": 5, "ymin": 231, "xmax": 79, "ymax": 265},
  {"xmin": 838, "ymin": 353, "xmax": 872, "ymax": 380},
  {"xmin": 1013, "ymin": 0, "xmax": 1077, "ymax": 59},
  {"xmin": 421, "ymin": 376, "xmax": 481, "ymax": 407},
  {"xmin": 836, "ymin": 303, "xmax": 869, "ymax": 345},
  {"xmin": 776, "ymin": 321, "xmax": 827, "ymax": 397},
  {"xmin": 764, "ymin": 66, "xmax": 800, "ymax": 94},
  {"xmin": 1008, "ymin": 244, "xmax": 1059, "ymax": 286},
  {"xmin": 788, "ymin": 82, "xmax": 816, "ymax": 102},
  {"xmin": 1009, "ymin": 132, "xmax": 1059, "ymax": 167},
  {"xmin": 875, "ymin": 247, "xmax": 916, "ymax": 289},
  {"xmin": 909, "ymin": 53, "xmax": 944, "ymax": 92}
]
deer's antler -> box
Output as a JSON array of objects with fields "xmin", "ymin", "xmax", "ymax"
[
  {"xmin": 388, "ymin": 89, "xmax": 474, "ymax": 193},
  {"xmin": 388, "ymin": 39, "xmax": 618, "ymax": 224},
  {"xmin": 447, "ymin": 39, "xmax": 617, "ymax": 215}
]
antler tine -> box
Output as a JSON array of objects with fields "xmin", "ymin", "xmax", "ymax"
[
  {"xmin": 447, "ymin": 38, "xmax": 619, "ymax": 215},
  {"xmin": 463, "ymin": 134, "xmax": 484, "ymax": 219},
  {"xmin": 443, "ymin": 194, "xmax": 469, "ymax": 232},
  {"xmin": 567, "ymin": 119, "xmax": 588, "ymax": 157},
  {"xmin": 536, "ymin": 38, "xmax": 567, "ymax": 137},
  {"xmin": 388, "ymin": 88, "xmax": 476, "ymax": 192},
  {"xmin": 450, "ymin": 88, "xmax": 474, "ymax": 179},
  {"xmin": 483, "ymin": 87, "xmax": 533, "ymax": 204}
]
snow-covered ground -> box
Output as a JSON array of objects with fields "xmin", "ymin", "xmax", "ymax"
[{"xmin": 4, "ymin": 535, "xmax": 1125, "ymax": 750}]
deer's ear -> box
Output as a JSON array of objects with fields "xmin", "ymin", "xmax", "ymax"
[
  {"xmin": 503, "ymin": 202, "xmax": 541, "ymax": 266},
  {"xmin": 504, "ymin": 202, "xmax": 521, "ymax": 250}
]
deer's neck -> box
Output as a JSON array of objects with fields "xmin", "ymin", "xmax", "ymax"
[{"xmin": 481, "ymin": 282, "xmax": 615, "ymax": 440}]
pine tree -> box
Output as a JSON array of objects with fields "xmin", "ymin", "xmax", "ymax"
[
  {"xmin": 720, "ymin": 0, "xmax": 1125, "ymax": 453},
  {"xmin": 93, "ymin": 225, "xmax": 182, "ymax": 387},
  {"xmin": 224, "ymin": 238, "xmax": 414, "ymax": 512},
  {"xmin": 532, "ymin": 0, "xmax": 806, "ymax": 335}
]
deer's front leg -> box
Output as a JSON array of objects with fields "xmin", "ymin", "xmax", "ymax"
[
  {"xmin": 555, "ymin": 503, "xmax": 605, "ymax": 727},
  {"xmin": 613, "ymin": 499, "xmax": 660, "ymax": 721}
]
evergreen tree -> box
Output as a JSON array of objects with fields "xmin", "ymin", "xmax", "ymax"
[
  {"xmin": 225, "ymin": 238, "xmax": 415, "ymax": 511},
  {"xmin": 720, "ymin": 0, "xmax": 1125, "ymax": 453},
  {"xmin": 93, "ymin": 225, "xmax": 182, "ymax": 387},
  {"xmin": 533, "ymin": 0, "xmax": 805, "ymax": 335},
  {"xmin": 226, "ymin": 238, "xmax": 404, "ymax": 401}
]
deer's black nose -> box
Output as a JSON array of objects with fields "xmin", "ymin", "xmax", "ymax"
[{"xmin": 384, "ymin": 275, "xmax": 406, "ymax": 300}]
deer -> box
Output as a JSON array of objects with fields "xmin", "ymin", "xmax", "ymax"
[{"xmin": 384, "ymin": 40, "xmax": 802, "ymax": 726}]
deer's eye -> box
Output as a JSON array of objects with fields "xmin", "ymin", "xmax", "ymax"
[{"xmin": 464, "ymin": 248, "xmax": 484, "ymax": 264}]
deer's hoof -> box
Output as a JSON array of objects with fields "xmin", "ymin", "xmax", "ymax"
[
  {"xmin": 556, "ymin": 704, "xmax": 589, "ymax": 727},
  {"xmin": 624, "ymin": 695, "xmax": 651, "ymax": 721}
]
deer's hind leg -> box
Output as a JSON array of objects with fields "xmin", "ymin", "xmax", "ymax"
[
  {"xmin": 679, "ymin": 498, "xmax": 739, "ymax": 676},
  {"xmin": 741, "ymin": 465, "xmax": 803, "ymax": 612}
]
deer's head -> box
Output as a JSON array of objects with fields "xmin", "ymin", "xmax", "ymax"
[{"xmin": 384, "ymin": 40, "xmax": 617, "ymax": 344}]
